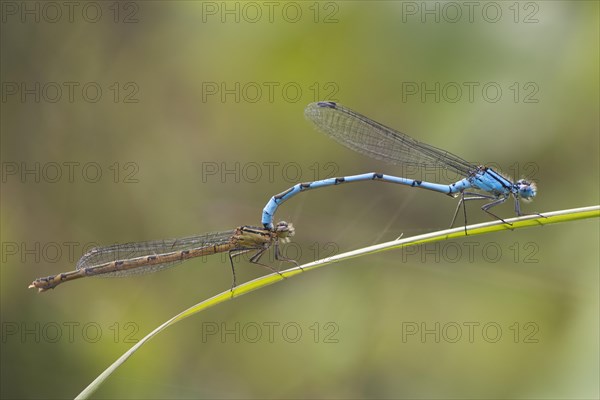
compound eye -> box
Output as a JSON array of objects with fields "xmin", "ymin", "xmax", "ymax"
[{"xmin": 276, "ymin": 221, "xmax": 288, "ymax": 229}]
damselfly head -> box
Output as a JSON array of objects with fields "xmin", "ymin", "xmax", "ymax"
[
  {"xmin": 515, "ymin": 179, "xmax": 537, "ymax": 201},
  {"xmin": 275, "ymin": 221, "xmax": 295, "ymax": 242}
]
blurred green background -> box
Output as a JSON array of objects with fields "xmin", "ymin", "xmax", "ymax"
[{"xmin": 1, "ymin": 1, "xmax": 598, "ymax": 399}]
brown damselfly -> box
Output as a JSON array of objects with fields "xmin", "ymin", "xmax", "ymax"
[{"xmin": 29, "ymin": 221, "xmax": 296, "ymax": 292}]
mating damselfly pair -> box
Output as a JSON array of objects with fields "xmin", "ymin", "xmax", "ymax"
[{"xmin": 30, "ymin": 102, "xmax": 537, "ymax": 292}]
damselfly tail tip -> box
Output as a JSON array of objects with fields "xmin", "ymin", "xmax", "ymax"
[
  {"xmin": 28, "ymin": 279, "xmax": 51, "ymax": 293},
  {"xmin": 28, "ymin": 284, "xmax": 44, "ymax": 293}
]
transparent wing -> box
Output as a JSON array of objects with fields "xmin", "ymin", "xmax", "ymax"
[
  {"xmin": 76, "ymin": 229, "xmax": 236, "ymax": 277},
  {"xmin": 305, "ymin": 102, "xmax": 476, "ymax": 176}
]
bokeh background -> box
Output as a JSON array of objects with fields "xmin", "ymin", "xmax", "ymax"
[{"xmin": 1, "ymin": 2, "xmax": 598, "ymax": 399}]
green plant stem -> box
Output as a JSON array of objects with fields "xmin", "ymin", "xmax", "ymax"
[{"xmin": 76, "ymin": 205, "xmax": 599, "ymax": 399}]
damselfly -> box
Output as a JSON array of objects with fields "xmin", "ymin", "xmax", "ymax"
[
  {"xmin": 29, "ymin": 221, "xmax": 296, "ymax": 292},
  {"xmin": 262, "ymin": 102, "xmax": 537, "ymax": 232}
]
